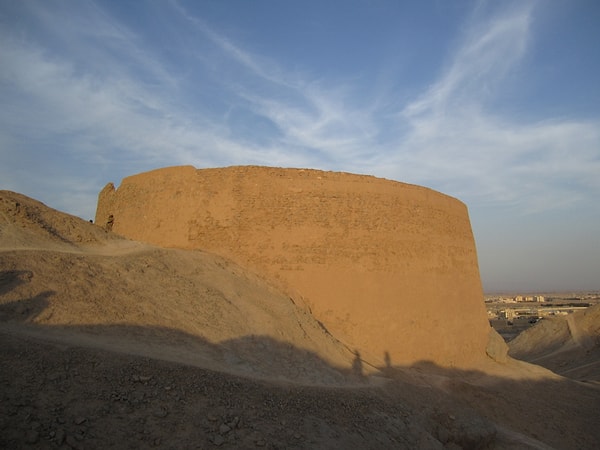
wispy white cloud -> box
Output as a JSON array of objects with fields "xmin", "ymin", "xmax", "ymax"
[
  {"xmin": 0, "ymin": 4, "xmax": 253, "ymax": 170},
  {"xmin": 0, "ymin": 36, "xmax": 250, "ymax": 217},
  {"xmin": 171, "ymin": 0, "xmax": 600, "ymax": 215},
  {"xmin": 171, "ymin": 1, "xmax": 381, "ymax": 167},
  {"xmin": 240, "ymin": 85, "xmax": 379, "ymax": 165},
  {"xmin": 1, "ymin": 0, "xmax": 598, "ymax": 222},
  {"xmin": 171, "ymin": 0, "xmax": 301, "ymax": 91},
  {"xmin": 404, "ymin": 3, "xmax": 533, "ymax": 119},
  {"xmin": 386, "ymin": 0, "xmax": 600, "ymax": 212}
]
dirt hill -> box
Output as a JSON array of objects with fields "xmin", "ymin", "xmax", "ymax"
[
  {"xmin": 508, "ymin": 304, "xmax": 600, "ymax": 381},
  {"xmin": 95, "ymin": 165, "xmax": 493, "ymax": 369},
  {"xmin": 0, "ymin": 190, "xmax": 357, "ymax": 384},
  {"xmin": 2, "ymin": 189, "xmax": 600, "ymax": 449}
]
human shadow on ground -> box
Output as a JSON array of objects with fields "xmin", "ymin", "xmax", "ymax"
[
  {"xmin": 0, "ymin": 288, "xmax": 54, "ymax": 322},
  {"xmin": 0, "ymin": 270, "xmax": 35, "ymax": 297}
]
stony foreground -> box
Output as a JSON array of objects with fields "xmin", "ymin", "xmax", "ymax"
[{"xmin": 3, "ymin": 328, "xmax": 600, "ymax": 449}]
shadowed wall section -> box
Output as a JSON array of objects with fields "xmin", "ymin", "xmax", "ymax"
[{"xmin": 95, "ymin": 166, "xmax": 491, "ymax": 368}]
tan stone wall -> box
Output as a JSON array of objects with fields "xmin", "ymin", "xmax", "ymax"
[{"xmin": 96, "ymin": 165, "xmax": 491, "ymax": 368}]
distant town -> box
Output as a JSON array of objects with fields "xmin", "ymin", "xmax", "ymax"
[{"xmin": 485, "ymin": 291, "xmax": 600, "ymax": 341}]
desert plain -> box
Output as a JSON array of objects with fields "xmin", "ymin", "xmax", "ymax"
[{"xmin": 1, "ymin": 166, "xmax": 599, "ymax": 449}]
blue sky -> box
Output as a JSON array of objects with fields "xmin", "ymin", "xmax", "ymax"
[{"xmin": 1, "ymin": 0, "xmax": 599, "ymax": 293}]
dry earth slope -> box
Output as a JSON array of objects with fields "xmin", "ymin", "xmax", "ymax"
[
  {"xmin": 0, "ymin": 190, "xmax": 357, "ymax": 383},
  {"xmin": 2, "ymin": 189, "xmax": 600, "ymax": 449},
  {"xmin": 509, "ymin": 304, "xmax": 600, "ymax": 381}
]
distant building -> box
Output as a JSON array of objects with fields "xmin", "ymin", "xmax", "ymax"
[{"xmin": 499, "ymin": 309, "xmax": 515, "ymax": 320}]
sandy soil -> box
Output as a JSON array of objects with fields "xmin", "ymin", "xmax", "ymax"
[
  {"xmin": 2, "ymin": 190, "xmax": 600, "ymax": 449},
  {"xmin": 508, "ymin": 304, "xmax": 600, "ymax": 382}
]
